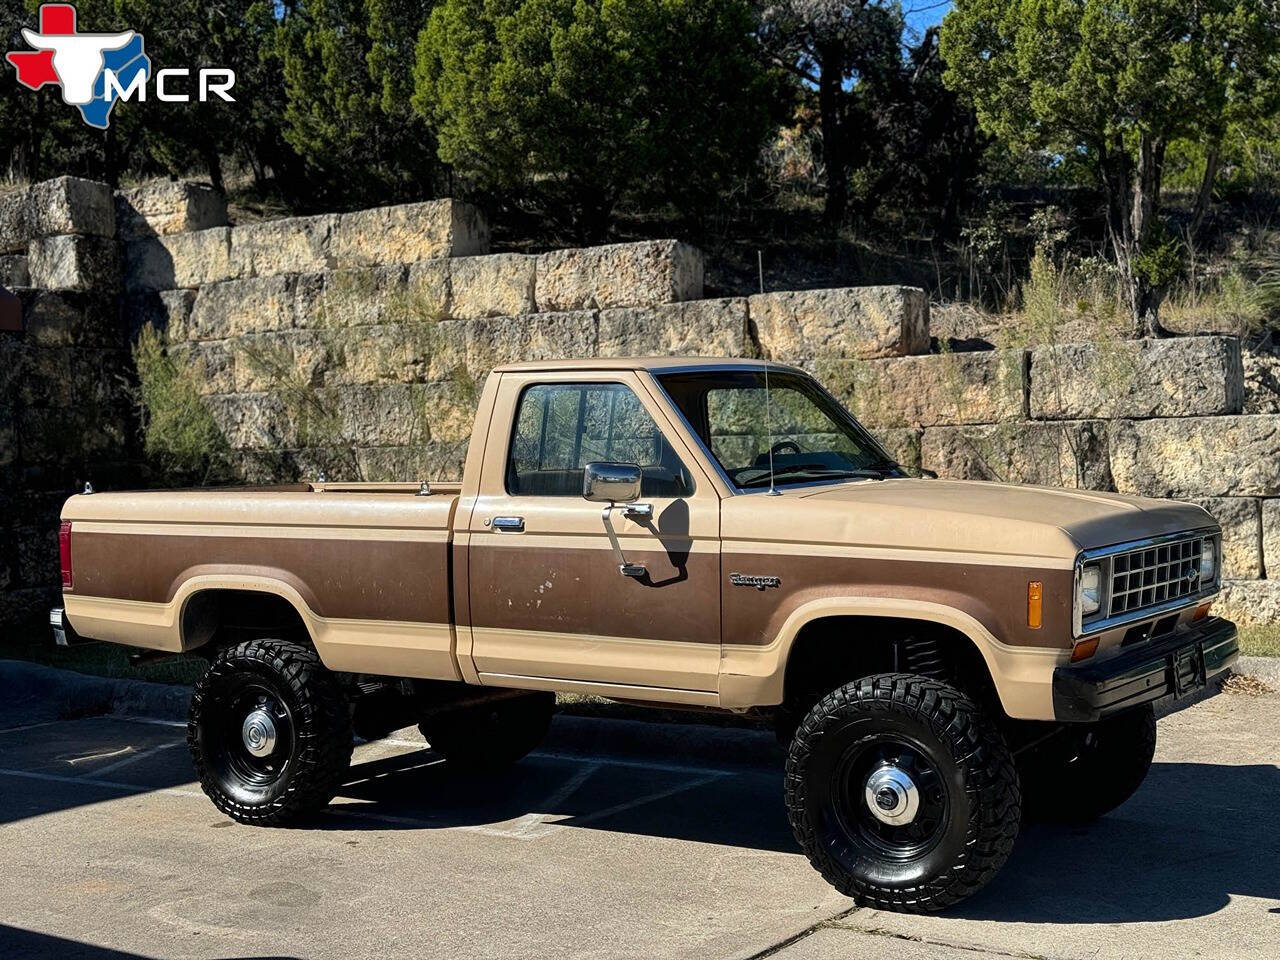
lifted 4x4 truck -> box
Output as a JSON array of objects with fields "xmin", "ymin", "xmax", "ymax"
[{"xmin": 51, "ymin": 358, "xmax": 1238, "ymax": 911}]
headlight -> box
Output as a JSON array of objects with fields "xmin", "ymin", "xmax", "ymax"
[
  {"xmin": 1080, "ymin": 563, "xmax": 1102, "ymax": 616},
  {"xmin": 1200, "ymin": 538, "xmax": 1217, "ymax": 583}
]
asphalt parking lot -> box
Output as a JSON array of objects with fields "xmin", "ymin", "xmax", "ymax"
[{"xmin": 0, "ymin": 679, "xmax": 1278, "ymax": 960}]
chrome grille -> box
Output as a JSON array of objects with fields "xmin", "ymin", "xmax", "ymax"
[{"xmin": 1108, "ymin": 536, "xmax": 1203, "ymax": 617}]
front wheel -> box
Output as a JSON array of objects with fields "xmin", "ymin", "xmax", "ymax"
[
  {"xmin": 188, "ymin": 638, "xmax": 353, "ymax": 825},
  {"xmin": 785, "ymin": 673, "xmax": 1021, "ymax": 912},
  {"xmin": 1018, "ymin": 704, "xmax": 1156, "ymax": 823}
]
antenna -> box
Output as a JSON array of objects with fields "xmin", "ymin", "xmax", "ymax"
[
  {"xmin": 764, "ymin": 361, "xmax": 780, "ymax": 496},
  {"xmin": 758, "ymin": 250, "xmax": 779, "ymax": 494}
]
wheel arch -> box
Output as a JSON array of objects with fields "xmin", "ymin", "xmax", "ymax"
[
  {"xmin": 180, "ymin": 582, "xmax": 317, "ymax": 654},
  {"xmin": 719, "ymin": 596, "xmax": 1066, "ymax": 721}
]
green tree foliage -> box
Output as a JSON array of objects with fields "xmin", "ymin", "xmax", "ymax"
[
  {"xmin": 121, "ymin": 0, "xmax": 295, "ymax": 192},
  {"xmin": 758, "ymin": 1, "xmax": 905, "ymax": 226},
  {"xmin": 941, "ymin": 0, "xmax": 1280, "ymax": 334},
  {"xmin": 855, "ymin": 25, "xmax": 986, "ymax": 233},
  {"xmin": 413, "ymin": 0, "xmax": 783, "ymax": 240},
  {"xmin": 275, "ymin": 0, "xmax": 441, "ymax": 205}
]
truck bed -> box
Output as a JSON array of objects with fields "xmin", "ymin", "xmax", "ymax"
[{"xmin": 60, "ymin": 483, "xmax": 463, "ymax": 681}]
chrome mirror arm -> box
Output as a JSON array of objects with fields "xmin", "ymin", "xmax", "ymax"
[{"xmin": 600, "ymin": 503, "xmax": 648, "ymax": 578}]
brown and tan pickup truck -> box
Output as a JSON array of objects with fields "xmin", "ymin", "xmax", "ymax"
[{"xmin": 51, "ymin": 357, "xmax": 1238, "ymax": 911}]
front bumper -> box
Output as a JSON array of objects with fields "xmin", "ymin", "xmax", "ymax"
[{"xmin": 1053, "ymin": 616, "xmax": 1238, "ymax": 722}]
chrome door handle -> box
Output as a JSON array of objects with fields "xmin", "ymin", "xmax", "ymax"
[{"xmin": 491, "ymin": 516, "xmax": 525, "ymax": 533}]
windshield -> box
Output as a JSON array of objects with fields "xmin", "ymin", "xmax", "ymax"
[{"xmin": 656, "ymin": 369, "xmax": 900, "ymax": 489}]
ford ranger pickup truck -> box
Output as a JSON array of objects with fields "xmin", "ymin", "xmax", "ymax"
[{"xmin": 51, "ymin": 357, "xmax": 1239, "ymax": 912}]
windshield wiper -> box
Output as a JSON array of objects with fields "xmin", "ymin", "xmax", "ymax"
[
  {"xmin": 738, "ymin": 465, "xmax": 884, "ymax": 487},
  {"xmin": 866, "ymin": 457, "xmax": 901, "ymax": 474}
]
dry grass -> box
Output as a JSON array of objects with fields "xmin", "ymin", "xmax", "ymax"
[{"xmin": 1238, "ymin": 626, "xmax": 1280, "ymax": 658}]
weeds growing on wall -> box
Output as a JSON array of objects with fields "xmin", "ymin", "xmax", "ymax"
[
  {"xmin": 132, "ymin": 325, "xmax": 236, "ymax": 486},
  {"xmin": 233, "ymin": 267, "xmax": 479, "ymax": 482}
]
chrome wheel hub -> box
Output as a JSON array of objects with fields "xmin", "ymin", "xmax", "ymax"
[
  {"xmin": 241, "ymin": 708, "xmax": 278, "ymax": 758},
  {"xmin": 864, "ymin": 763, "xmax": 920, "ymax": 826}
]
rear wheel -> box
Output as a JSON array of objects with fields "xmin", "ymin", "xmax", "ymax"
[
  {"xmin": 188, "ymin": 638, "xmax": 352, "ymax": 825},
  {"xmin": 1018, "ymin": 704, "xmax": 1156, "ymax": 823},
  {"xmin": 418, "ymin": 691, "xmax": 555, "ymax": 770},
  {"xmin": 785, "ymin": 673, "xmax": 1020, "ymax": 912}
]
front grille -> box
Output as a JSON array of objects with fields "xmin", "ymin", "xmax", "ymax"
[{"xmin": 1109, "ymin": 537, "xmax": 1204, "ymax": 617}]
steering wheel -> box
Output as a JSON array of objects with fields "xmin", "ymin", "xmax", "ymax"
[{"xmin": 770, "ymin": 440, "xmax": 802, "ymax": 456}]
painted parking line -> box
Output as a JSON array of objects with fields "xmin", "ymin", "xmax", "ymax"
[
  {"xmin": 0, "ymin": 766, "xmax": 204, "ymax": 799},
  {"xmin": 0, "ymin": 720, "xmax": 65, "ymax": 737},
  {"xmin": 2, "ymin": 715, "xmax": 756, "ymax": 841},
  {"xmin": 89, "ymin": 741, "xmax": 186, "ymax": 777},
  {"xmin": 488, "ymin": 761, "xmax": 600, "ymax": 838},
  {"xmin": 536, "ymin": 773, "xmax": 725, "ymax": 834}
]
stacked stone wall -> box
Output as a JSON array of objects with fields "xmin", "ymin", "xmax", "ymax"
[
  {"xmin": 810, "ymin": 334, "xmax": 1280, "ymax": 625},
  {"xmin": 4, "ymin": 173, "xmax": 1280, "ymax": 628},
  {"xmin": 1, "ymin": 178, "xmax": 137, "ymax": 626}
]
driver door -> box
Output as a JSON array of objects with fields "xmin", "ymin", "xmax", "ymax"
[{"xmin": 462, "ymin": 371, "xmax": 723, "ymax": 700}]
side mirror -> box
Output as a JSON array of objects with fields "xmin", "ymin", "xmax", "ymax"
[{"xmin": 583, "ymin": 461, "xmax": 642, "ymax": 504}]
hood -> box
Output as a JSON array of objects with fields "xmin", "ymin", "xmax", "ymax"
[{"xmin": 722, "ymin": 479, "xmax": 1215, "ymax": 563}]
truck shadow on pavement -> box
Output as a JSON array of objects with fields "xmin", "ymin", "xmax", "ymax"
[
  {"xmin": 3, "ymin": 716, "xmax": 1278, "ymax": 926},
  {"xmin": 325, "ymin": 745, "xmax": 802, "ymax": 853},
  {"xmin": 0, "ymin": 922, "xmax": 299, "ymax": 960},
  {"xmin": 951, "ymin": 759, "xmax": 1280, "ymax": 923},
  {"xmin": 327, "ymin": 749, "xmax": 1280, "ymax": 924}
]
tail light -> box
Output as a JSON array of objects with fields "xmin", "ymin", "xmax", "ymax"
[{"xmin": 59, "ymin": 520, "xmax": 73, "ymax": 589}]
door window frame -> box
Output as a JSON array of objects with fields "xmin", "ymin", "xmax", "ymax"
[
  {"xmin": 503, "ymin": 379, "xmax": 696, "ymax": 498},
  {"xmin": 474, "ymin": 370, "xmax": 722, "ymax": 504}
]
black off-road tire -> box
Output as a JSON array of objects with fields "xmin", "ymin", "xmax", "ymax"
[
  {"xmin": 188, "ymin": 638, "xmax": 353, "ymax": 825},
  {"xmin": 1018, "ymin": 704, "xmax": 1156, "ymax": 823},
  {"xmin": 785, "ymin": 673, "xmax": 1021, "ymax": 912},
  {"xmin": 419, "ymin": 691, "xmax": 555, "ymax": 770}
]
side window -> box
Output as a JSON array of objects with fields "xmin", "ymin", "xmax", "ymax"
[{"xmin": 507, "ymin": 383, "xmax": 693, "ymax": 497}]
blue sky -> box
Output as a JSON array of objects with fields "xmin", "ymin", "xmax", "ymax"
[{"xmin": 904, "ymin": 0, "xmax": 953, "ymax": 37}]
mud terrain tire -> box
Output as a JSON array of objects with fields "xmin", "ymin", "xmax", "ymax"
[
  {"xmin": 188, "ymin": 638, "xmax": 353, "ymax": 825},
  {"xmin": 785, "ymin": 673, "xmax": 1021, "ymax": 912},
  {"xmin": 1018, "ymin": 704, "xmax": 1156, "ymax": 823},
  {"xmin": 419, "ymin": 691, "xmax": 555, "ymax": 770}
]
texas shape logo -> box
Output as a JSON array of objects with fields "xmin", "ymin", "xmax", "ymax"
[{"xmin": 6, "ymin": 3, "xmax": 150, "ymax": 129}]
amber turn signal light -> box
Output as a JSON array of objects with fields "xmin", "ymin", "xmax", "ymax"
[
  {"xmin": 1027, "ymin": 581, "xmax": 1042, "ymax": 629},
  {"xmin": 1193, "ymin": 602, "xmax": 1212, "ymax": 621},
  {"xmin": 1071, "ymin": 638, "xmax": 1100, "ymax": 662}
]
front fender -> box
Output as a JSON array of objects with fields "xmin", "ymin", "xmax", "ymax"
[{"xmin": 717, "ymin": 596, "xmax": 1068, "ymax": 721}]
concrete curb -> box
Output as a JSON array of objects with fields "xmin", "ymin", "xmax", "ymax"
[
  {"xmin": 1238, "ymin": 654, "xmax": 1280, "ymax": 687},
  {"xmin": 0, "ymin": 659, "xmax": 191, "ymax": 723}
]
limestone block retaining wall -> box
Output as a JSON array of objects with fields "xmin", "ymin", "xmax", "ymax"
[
  {"xmin": 123, "ymin": 199, "xmax": 491, "ymax": 291},
  {"xmin": 6, "ymin": 171, "xmax": 1280, "ymax": 629},
  {"xmin": 0, "ymin": 290, "xmax": 136, "ymax": 626}
]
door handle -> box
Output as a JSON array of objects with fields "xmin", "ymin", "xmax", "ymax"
[{"xmin": 491, "ymin": 516, "xmax": 525, "ymax": 533}]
